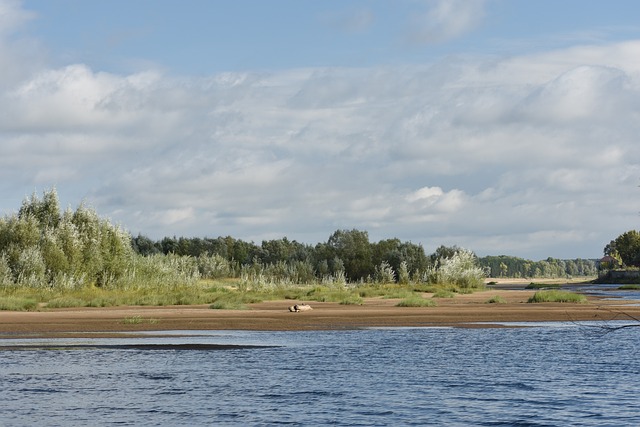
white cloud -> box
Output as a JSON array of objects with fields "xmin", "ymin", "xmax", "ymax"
[
  {"xmin": 410, "ymin": 0, "xmax": 486, "ymax": 44},
  {"xmin": 0, "ymin": 0, "xmax": 33, "ymax": 35},
  {"xmin": 1, "ymin": 2, "xmax": 640, "ymax": 259}
]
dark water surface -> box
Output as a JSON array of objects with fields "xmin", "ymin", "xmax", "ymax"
[{"xmin": 1, "ymin": 324, "xmax": 639, "ymax": 426}]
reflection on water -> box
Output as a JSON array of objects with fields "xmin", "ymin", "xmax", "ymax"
[{"xmin": 1, "ymin": 325, "xmax": 639, "ymax": 426}]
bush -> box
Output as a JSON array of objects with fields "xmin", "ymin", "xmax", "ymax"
[
  {"xmin": 432, "ymin": 289, "xmax": 456, "ymax": 298},
  {"xmin": 375, "ymin": 261, "xmax": 396, "ymax": 284},
  {"xmin": 396, "ymin": 295, "xmax": 437, "ymax": 307},
  {"xmin": 486, "ymin": 295, "xmax": 507, "ymax": 304},
  {"xmin": 527, "ymin": 290, "xmax": 587, "ymax": 303},
  {"xmin": 0, "ymin": 296, "xmax": 38, "ymax": 311},
  {"xmin": 433, "ymin": 249, "xmax": 485, "ymax": 289}
]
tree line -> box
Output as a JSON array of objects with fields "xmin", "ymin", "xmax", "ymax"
[
  {"xmin": 1, "ymin": 188, "xmax": 612, "ymax": 291},
  {"xmin": 132, "ymin": 233, "xmax": 598, "ymax": 281},
  {"xmin": 478, "ymin": 255, "xmax": 597, "ymax": 279}
]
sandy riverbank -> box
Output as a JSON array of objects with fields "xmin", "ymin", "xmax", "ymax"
[{"xmin": 1, "ymin": 288, "xmax": 639, "ymax": 339}]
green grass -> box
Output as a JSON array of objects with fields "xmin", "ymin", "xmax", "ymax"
[
  {"xmin": 0, "ymin": 279, "xmax": 484, "ymax": 311},
  {"xmin": 527, "ymin": 290, "xmax": 587, "ymax": 303},
  {"xmin": 207, "ymin": 291, "xmax": 262, "ymax": 310},
  {"xmin": 0, "ymin": 296, "xmax": 39, "ymax": 311},
  {"xmin": 525, "ymin": 283, "xmax": 561, "ymax": 290},
  {"xmin": 432, "ymin": 289, "xmax": 456, "ymax": 298},
  {"xmin": 396, "ymin": 295, "xmax": 437, "ymax": 307},
  {"xmin": 485, "ymin": 295, "xmax": 507, "ymax": 304},
  {"xmin": 209, "ymin": 300, "xmax": 248, "ymax": 310},
  {"xmin": 45, "ymin": 296, "xmax": 86, "ymax": 308},
  {"xmin": 121, "ymin": 315, "xmax": 158, "ymax": 325},
  {"xmin": 122, "ymin": 315, "xmax": 143, "ymax": 324},
  {"xmin": 338, "ymin": 295, "xmax": 364, "ymax": 305},
  {"xmin": 618, "ymin": 284, "xmax": 640, "ymax": 290}
]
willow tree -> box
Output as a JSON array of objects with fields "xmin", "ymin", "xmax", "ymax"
[{"xmin": 0, "ymin": 188, "xmax": 134, "ymax": 288}]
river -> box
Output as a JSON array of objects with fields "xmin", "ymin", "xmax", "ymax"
[{"xmin": 1, "ymin": 323, "xmax": 639, "ymax": 426}]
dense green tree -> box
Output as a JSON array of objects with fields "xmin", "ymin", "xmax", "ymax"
[
  {"xmin": 131, "ymin": 234, "xmax": 161, "ymax": 256},
  {"xmin": 372, "ymin": 238, "xmax": 430, "ymax": 282},
  {"xmin": 606, "ymin": 230, "xmax": 640, "ymax": 267},
  {"xmin": 327, "ymin": 229, "xmax": 373, "ymax": 281}
]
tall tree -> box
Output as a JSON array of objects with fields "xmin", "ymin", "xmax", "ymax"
[
  {"xmin": 327, "ymin": 229, "xmax": 373, "ymax": 281},
  {"xmin": 606, "ymin": 230, "xmax": 640, "ymax": 267}
]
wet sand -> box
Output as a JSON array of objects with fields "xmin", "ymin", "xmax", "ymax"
[{"xmin": 1, "ymin": 288, "xmax": 639, "ymax": 338}]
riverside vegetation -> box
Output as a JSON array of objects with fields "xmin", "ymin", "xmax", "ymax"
[{"xmin": 0, "ymin": 188, "xmax": 598, "ymax": 311}]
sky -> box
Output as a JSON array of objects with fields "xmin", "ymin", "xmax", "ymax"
[{"xmin": 1, "ymin": 0, "xmax": 640, "ymax": 260}]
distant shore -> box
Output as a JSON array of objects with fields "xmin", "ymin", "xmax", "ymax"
[{"xmin": 1, "ymin": 285, "xmax": 638, "ymax": 339}]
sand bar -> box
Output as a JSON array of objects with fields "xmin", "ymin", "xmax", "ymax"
[{"xmin": 1, "ymin": 288, "xmax": 639, "ymax": 339}]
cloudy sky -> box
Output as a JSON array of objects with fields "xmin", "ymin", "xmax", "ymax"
[{"xmin": 1, "ymin": 0, "xmax": 640, "ymax": 260}]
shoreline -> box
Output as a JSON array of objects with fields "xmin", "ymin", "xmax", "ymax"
[{"xmin": 1, "ymin": 289, "xmax": 639, "ymax": 339}]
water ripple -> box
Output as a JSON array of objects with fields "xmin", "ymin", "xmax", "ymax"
[{"xmin": 1, "ymin": 326, "xmax": 639, "ymax": 425}]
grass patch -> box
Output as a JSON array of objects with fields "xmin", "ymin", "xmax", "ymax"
[
  {"xmin": 339, "ymin": 295, "xmax": 364, "ymax": 305},
  {"xmin": 432, "ymin": 289, "xmax": 456, "ymax": 298},
  {"xmin": 0, "ymin": 296, "xmax": 39, "ymax": 311},
  {"xmin": 45, "ymin": 297, "xmax": 87, "ymax": 308},
  {"xmin": 527, "ymin": 290, "xmax": 587, "ymax": 303},
  {"xmin": 122, "ymin": 315, "xmax": 143, "ymax": 324},
  {"xmin": 486, "ymin": 295, "xmax": 507, "ymax": 304},
  {"xmin": 396, "ymin": 295, "xmax": 437, "ymax": 307},
  {"xmin": 121, "ymin": 315, "xmax": 159, "ymax": 325},
  {"xmin": 304, "ymin": 287, "xmax": 357, "ymax": 303},
  {"xmin": 208, "ymin": 292, "xmax": 261, "ymax": 310},
  {"xmin": 209, "ymin": 300, "xmax": 248, "ymax": 310},
  {"xmin": 618, "ymin": 284, "xmax": 640, "ymax": 290},
  {"xmin": 525, "ymin": 283, "xmax": 561, "ymax": 290}
]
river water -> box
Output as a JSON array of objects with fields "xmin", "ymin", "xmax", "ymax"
[{"xmin": 1, "ymin": 323, "xmax": 639, "ymax": 426}]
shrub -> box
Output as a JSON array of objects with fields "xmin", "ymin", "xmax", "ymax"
[
  {"xmin": 397, "ymin": 261, "xmax": 410, "ymax": 285},
  {"xmin": 434, "ymin": 249, "xmax": 485, "ymax": 289},
  {"xmin": 0, "ymin": 296, "xmax": 38, "ymax": 311},
  {"xmin": 432, "ymin": 289, "xmax": 456, "ymax": 298},
  {"xmin": 486, "ymin": 295, "xmax": 507, "ymax": 304},
  {"xmin": 396, "ymin": 295, "xmax": 437, "ymax": 307},
  {"xmin": 375, "ymin": 261, "xmax": 396, "ymax": 284},
  {"xmin": 527, "ymin": 290, "xmax": 587, "ymax": 303}
]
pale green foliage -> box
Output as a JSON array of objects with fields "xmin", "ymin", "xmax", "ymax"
[
  {"xmin": 239, "ymin": 259, "xmax": 320, "ymax": 290},
  {"xmin": 198, "ymin": 253, "xmax": 233, "ymax": 279},
  {"xmin": 0, "ymin": 254, "xmax": 14, "ymax": 287},
  {"xmin": 121, "ymin": 254, "xmax": 200, "ymax": 289},
  {"xmin": 434, "ymin": 248, "xmax": 485, "ymax": 289},
  {"xmin": 375, "ymin": 261, "xmax": 396, "ymax": 284},
  {"xmin": 15, "ymin": 247, "xmax": 47, "ymax": 287},
  {"xmin": 320, "ymin": 270, "xmax": 347, "ymax": 288},
  {"xmin": 397, "ymin": 261, "xmax": 410, "ymax": 285},
  {"xmin": 0, "ymin": 188, "xmax": 186, "ymax": 289}
]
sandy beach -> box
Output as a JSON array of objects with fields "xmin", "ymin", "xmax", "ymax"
[{"xmin": 1, "ymin": 286, "xmax": 639, "ymax": 338}]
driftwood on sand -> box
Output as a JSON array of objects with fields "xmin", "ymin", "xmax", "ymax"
[{"xmin": 288, "ymin": 304, "xmax": 313, "ymax": 313}]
